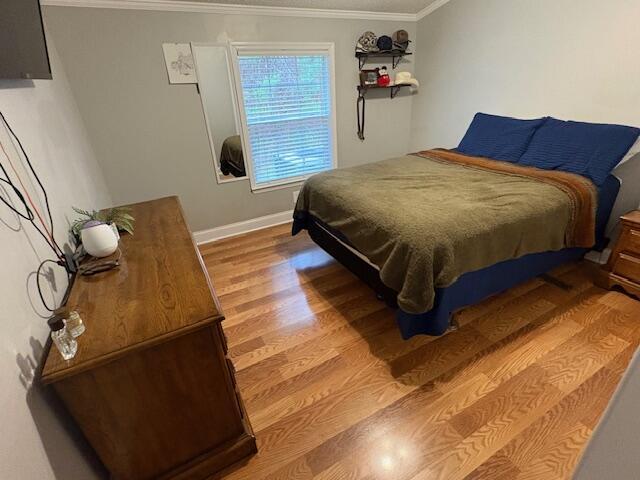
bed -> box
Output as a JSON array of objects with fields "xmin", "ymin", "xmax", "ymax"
[
  {"xmin": 219, "ymin": 134, "xmax": 246, "ymax": 177},
  {"xmin": 292, "ymin": 113, "xmax": 639, "ymax": 338}
]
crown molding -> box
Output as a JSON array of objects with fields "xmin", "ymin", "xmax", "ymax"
[
  {"xmin": 416, "ymin": 0, "xmax": 452, "ymax": 20},
  {"xmin": 41, "ymin": 0, "xmax": 418, "ymax": 21}
]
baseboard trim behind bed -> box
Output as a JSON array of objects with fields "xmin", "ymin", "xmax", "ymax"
[{"xmin": 194, "ymin": 210, "xmax": 293, "ymax": 245}]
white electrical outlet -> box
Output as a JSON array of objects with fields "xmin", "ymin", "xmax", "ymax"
[{"xmin": 292, "ymin": 190, "xmax": 300, "ymax": 205}]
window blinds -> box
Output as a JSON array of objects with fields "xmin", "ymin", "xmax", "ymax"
[{"xmin": 237, "ymin": 54, "xmax": 334, "ymax": 187}]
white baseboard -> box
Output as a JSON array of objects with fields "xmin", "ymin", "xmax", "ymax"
[{"xmin": 194, "ymin": 210, "xmax": 293, "ymax": 245}]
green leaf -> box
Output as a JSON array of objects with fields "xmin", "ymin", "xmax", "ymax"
[
  {"xmin": 72, "ymin": 206, "xmax": 92, "ymax": 218},
  {"xmin": 70, "ymin": 206, "xmax": 136, "ymax": 237}
]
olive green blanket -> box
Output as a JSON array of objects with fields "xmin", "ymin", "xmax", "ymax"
[{"xmin": 293, "ymin": 149, "xmax": 597, "ymax": 314}]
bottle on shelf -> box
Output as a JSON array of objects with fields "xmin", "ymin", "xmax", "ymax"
[{"xmin": 48, "ymin": 315, "xmax": 77, "ymax": 360}]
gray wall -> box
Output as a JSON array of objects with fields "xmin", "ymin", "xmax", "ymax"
[
  {"xmin": 410, "ymin": 0, "xmax": 640, "ymax": 233},
  {"xmin": 43, "ymin": 7, "xmax": 416, "ymax": 231},
  {"xmin": 0, "ymin": 39, "xmax": 110, "ymax": 479}
]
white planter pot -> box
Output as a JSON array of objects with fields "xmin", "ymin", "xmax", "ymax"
[{"xmin": 81, "ymin": 223, "xmax": 119, "ymax": 258}]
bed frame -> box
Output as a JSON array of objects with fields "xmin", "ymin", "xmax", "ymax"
[{"xmin": 307, "ymin": 217, "xmax": 398, "ymax": 308}]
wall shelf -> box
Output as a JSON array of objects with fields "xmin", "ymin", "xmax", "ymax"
[
  {"xmin": 355, "ymin": 50, "xmax": 413, "ymax": 141},
  {"xmin": 357, "ymin": 84, "xmax": 411, "ymax": 99},
  {"xmin": 355, "ymin": 51, "xmax": 412, "ymax": 69}
]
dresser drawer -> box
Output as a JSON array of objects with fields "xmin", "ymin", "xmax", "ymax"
[
  {"xmin": 614, "ymin": 253, "xmax": 640, "ymax": 284},
  {"xmin": 624, "ymin": 229, "xmax": 640, "ymax": 256}
]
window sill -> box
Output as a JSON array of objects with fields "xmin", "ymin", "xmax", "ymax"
[{"xmin": 252, "ymin": 180, "xmax": 305, "ymax": 194}]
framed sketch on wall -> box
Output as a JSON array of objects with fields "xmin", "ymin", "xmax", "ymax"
[{"xmin": 162, "ymin": 43, "xmax": 197, "ymax": 84}]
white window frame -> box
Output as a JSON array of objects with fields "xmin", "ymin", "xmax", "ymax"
[{"xmin": 229, "ymin": 42, "xmax": 338, "ymax": 192}]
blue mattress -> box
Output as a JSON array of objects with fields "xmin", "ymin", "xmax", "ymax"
[{"xmin": 396, "ymin": 174, "xmax": 621, "ymax": 338}]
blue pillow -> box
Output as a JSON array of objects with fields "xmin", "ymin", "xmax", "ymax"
[
  {"xmin": 457, "ymin": 112, "xmax": 547, "ymax": 163},
  {"xmin": 519, "ymin": 118, "xmax": 640, "ymax": 186}
]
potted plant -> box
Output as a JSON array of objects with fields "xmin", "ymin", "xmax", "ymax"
[{"xmin": 71, "ymin": 206, "xmax": 135, "ymax": 237}]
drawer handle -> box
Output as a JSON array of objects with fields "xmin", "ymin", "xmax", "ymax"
[{"xmin": 620, "ymin": 253, "xmax": 640, "ymax": 264}]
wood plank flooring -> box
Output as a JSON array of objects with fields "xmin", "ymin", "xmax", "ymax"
[{"xmin": 199, "ymin": 223, "xmax": 640, "ymax": 480}]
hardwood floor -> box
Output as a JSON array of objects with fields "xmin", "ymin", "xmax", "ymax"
[{"xmin": 199, "ymin": 223, "xmax": 640, "ymax": 480}]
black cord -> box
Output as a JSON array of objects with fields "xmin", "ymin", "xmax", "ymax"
[
  {"xmin": 0, "ymin": 175, "xmax": 61, "ymax": 258},
  {"xmin": 0, "ymin": 111, "xmax": 57, "ymax": 246},
  {"xmin": 36, "ymin": 259, "xmax": 68, "ymax": 312},
  {"xmin": 0, "ymin": 111, "xmax": 66, "ymax": 261},
  {"xmin": 0, "ymin": 112, "xmax": 72, "ymax": 311},
  {"xmin": 0, "ymin": 175, "xmax": 35, "ymax": 220}
]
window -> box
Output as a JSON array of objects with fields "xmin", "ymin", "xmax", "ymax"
[{"xmin": 231, "ymin": 43, "xmax": 337, "ymax": 190}]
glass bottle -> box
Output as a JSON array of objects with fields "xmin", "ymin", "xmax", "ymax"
[
  {"xmin": 48, "ymin": 315, "xmax": 77, "ymax": 360},
  {"xmin": 65, "ymin": 311, "xmax": 86, "ymax": 338},
  {"xmin": 55, "ymin": 307, "xmax": 86, "ymax": 338}
]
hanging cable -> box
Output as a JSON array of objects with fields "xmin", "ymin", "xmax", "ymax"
[
  {"xmin": 0, "ymin": 167, "xmax": 61, "ymax": 256},
  {"xmin": 0, "ymin": 111, "xmax": 71, "ymax": 312},
  {"xmin": 0, "ymin": 111, "xmax": 56, "ymax": 239},
  {"xmin": 36, "ymin": 258, "xmax": 69, "ymax": 312},
  {"xmin": 0, "ymin": 167, "xmax": 34, "ymax": 220},
  {"xmin": 0, "ymin": 111, "xmax": 66, "ymax": 261},
  {"xmin": 0, "ymin": 140, "xmax": 61, "ymax": 255}
]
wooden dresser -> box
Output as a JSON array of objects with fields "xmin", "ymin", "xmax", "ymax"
[
  {"xmin": 40, "ymin": 197, "xmax": 256, "ymax": 479},
  {"xmin": 599, "ymin": 210, "xmax": 640, "ymax": 298}
]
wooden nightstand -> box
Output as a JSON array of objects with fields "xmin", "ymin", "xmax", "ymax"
[{"xmin": 599, "ymin": 210, "xmax": 640, "ymax": 298}]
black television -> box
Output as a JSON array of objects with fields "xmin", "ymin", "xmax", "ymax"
[{"xmin": 0, "ymin": 0, "xmax": 52, "ymax": 80}]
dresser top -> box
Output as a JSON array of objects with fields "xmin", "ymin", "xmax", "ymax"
[
  {"xmin": 621, "ymin": 210, "xmax": 640, "ymax": 226},
  {"xmin": 41, "ymin": 196, "xmax": 223, "ymax": 384}
]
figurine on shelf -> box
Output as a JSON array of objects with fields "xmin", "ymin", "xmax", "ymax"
[{"xmin": 377, "ymin": 66, "xmax": 390, "ymax": 87}]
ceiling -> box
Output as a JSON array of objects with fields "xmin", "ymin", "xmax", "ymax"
[{"xmin": 170, "ymin": 0, "xmax": 440, "ymax": 15}]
